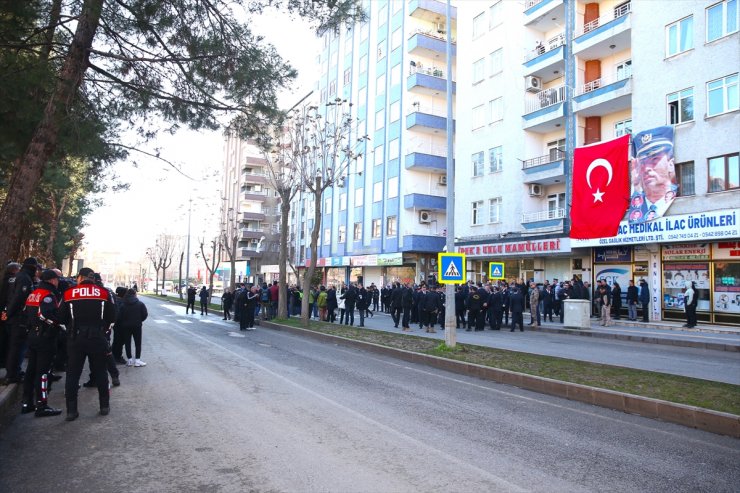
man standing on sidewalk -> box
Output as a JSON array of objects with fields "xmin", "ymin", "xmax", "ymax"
[
  {"xmin": 683, "ymin": 281, "xmax": 697, "ymax": 328},
  {"xmin": 509, "ymin": 287, "xmax": 525, "ymax": 332},
  {"xmin": 528, "ymin": 281, "xmax": 540, "ymax": 327},
  {"xmin": 639, "ymin": 279, "xmax": 650, "ymax": 322},
  {"xmin": 626, "ymin": 280, "xmax": 639, "ymax": 321},
  {"xmin": 598, "ymin": 284, "xmax": 612, "ymax": 327}
]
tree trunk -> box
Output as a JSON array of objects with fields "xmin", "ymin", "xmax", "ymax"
[
  {"xmin": 230, "ymin": 236, "xmax": 236, "ymax": 290},
  {"xmin": 178, "ymin": 252, "xmax": 184, "ymax": 300},
  {"xmin": 302, "ymin": 179, "xmax": 322, "ymax": 327},
  {"xmin": 45, "ymin": 194, "xmax": 67, "ymax": 265},
  {"xmin": 0, "ymin": 0, "xmax": 103, "ymax": 263},
  {"xmin": 278, "ymin": 198, "xmax": 291, "ymax": 319}
]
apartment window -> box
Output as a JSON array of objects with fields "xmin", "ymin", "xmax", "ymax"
[
  {"xmin": 377, "ymin": 41, "xmax": 385, "ymax": 61},
  {"xmin": 708, "ymin": 153, "xmax": 739, "ymax": 192},
  {"xmin": 373, "ymin": 181, "xmax": 383, "ymax": 201},
  {"xmin": 389, "ymin": 101, "xmax": 400, "ymax": 122},
  {"xmin": 320, "ymin": 88, "xmax": 327, "ymax": 103},
  {"xmin": 372, "ymin": 219, "xmax": 381, "ymax": 238},
  {"xmin": 489, "ymin": 146, "xmax": 503, "ymax": 172},
  {"xmin": 323, "ymin": 228, "xmax": 331, "ymax": 244},
  {"xmin": 489, "ymin": 98, "xmax": 503, "ymax": 123},
  {"xmin": 343, "ymin": 68, "xmax": 351, "ymax": 84},
  {"xmin": 614, "ymin": 119, "xmax": 632, "ymax": 138},
  {"xmin": 386, "ymin": 216, "xmax": 397, "ymax": 237},
  {"xmin": 335, "ymin": 225, "xmax": 344, "ymax": 243},
  {"xmin": 707, "ymin": 73, "xmax": 739, "ymax": 116},
  {"xmin": 489, "ymin": 2, "xmax": 503, "ymax": 29},
  {"xmin": 355, "ymin": 187, "xmax": 364, "ymax": 207},
  {"xmin": 472, "ymin": 104, "xmax": 486, "ymax": 129},
  {"xmin": 353, "ymin": 222, "xmax": 362, "ymax": 241},
  {"xmin": 359, "ymin": 54, "xmax": 368, "ymax": 74},
  {"xmin": 378, "ymin": 4, "xmax": 387, "ymax": 25},
  {"xmin": 324, "ymin": 197, "xmax": 332, "ymax": 212},
  {"xmin": 391, "ymin": 28, "xmax": 402, "ymax": 51},
  {"xmin": 707, "ymin": 0, "xmax": 738, "ymax": 42},
  {"xmin": 376, "ymin": 73, "xmax": 386, "ymax": 95},
  {"xmin": 489, "ymin": 49, "xmax": 503, "ymax": 76},
  {"xmin": 392, "ymin": 0, "xmax": 403, "ymax": 14},
  {"xmin": 358, "ymin": 87, "xmax": 367, "ymax": 106},
  {"xmin": 330, "ymin": 51, "xmax": 338, "ymax": 67},
  {"xmin": 390, "ymin": 64, "xmax": 401, "ymax": 87},
  {"xmin": 388, "ymin": 139, "xmax": 399, "ymax": 161},
  {"xmin": 473, "ymin": 58, "xmax": 486, "ymax": 83},
  {"xmin": 387, "ymin": 176, "xmax": 398, "ymax": 198},
  {"xmin": 473, "ymin": 12, "xmax": 486, "ymax": 38},
  {"xmin": 489, "ymin": 197, "xmax": 502, "ymax": 223},
  {"xmin": 329, "ymin": 80, "xmax": 336, "ymax": 96},
  {"xmin": 548, "ymin": 193, "xmax": 566, "ymax": 214},
  {"xmin": 472, "ymin": 151, "xmax": 484, "ymax": 177},
  {"xmin": 616, "ymin": 59, "xmax": 632, "ymax": 80},
  {"xmin": 375, "ymin": 108, "xmax": 385, "ymax": 129},
  {"xmin": 360, "ymin": 22, "xmax": 369, "ymax": 41},
  {"xmin": 472, "ymin": 200, "xmax": 484, "ymax": 225},
  {"xmin": 344, "ymin": 29, "xmax": 353, "ymax": 52},
  {"xmin": 339, "ymin": 193, "xmax": 347, "ymax": 211},
  {"xmin": 374, "ymin": 145, "xmax": 384, "ymax": 165},
  {"xmin": 667, "ymin": 88, "xmax": 694, "ymax": 124},
  {"xmin": 675, "ymin": 162, "xmax": 696, "ymax": 196},
  {"xmin": 667, "ymin": 16, "xmax": 693, "ymax": 56}
]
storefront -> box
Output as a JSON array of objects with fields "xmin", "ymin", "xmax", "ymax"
[{"xmin": 305, "ymin": 253, "xmax": 414, "ymax": 288}]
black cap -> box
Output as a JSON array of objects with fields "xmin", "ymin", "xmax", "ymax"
[
  {"xmin": 40, "ymin": 269, "xmax": 59, "ymax": 281},
  {"xmin": 22, "ymin": 257, "xmax": 39, "ymax": 267},
  {"xmin": 78, "ymin": 267, "xmax": 95, "ymax": 279}
]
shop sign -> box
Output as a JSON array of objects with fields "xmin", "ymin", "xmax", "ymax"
[
  {"xmin": 713, "ymin": 241, "xmax": 740, "ymax": 260},
  {"xmin": 351, "ymin": 254, "xmax": 378, "ymax": 267},
  {"xmin": 662, "ymin": 243, "xmax": 710, "ymax": 261},
  {"xmin": 377, "ymin": 253, "xmax": 403, "ymax": 266},
  {"xmin": 594, "ymin": 247, "xmax": 631, "ymax": 263},
  {"xmin": 571, "ymin": 209, "xmax": 739, "ymax": 247},
  {"xmin": 457, "ymin": 238, "xmax": 569, "ymax": 258},
  {"xmin": 316, "ymin": 257, "xmax": 326, "ymax": 267},
  {"xmin": 330, "ymin": 257, "xmax": 343, "ymax": 267}
]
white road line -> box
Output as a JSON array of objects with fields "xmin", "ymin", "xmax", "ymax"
[
  {"xmin": 154, "ymin": 320, "xmax": 169, "ymax": 324},
  {"xmin": 176, "ymin": 319, "xmax": 193, "ymax": 324}
]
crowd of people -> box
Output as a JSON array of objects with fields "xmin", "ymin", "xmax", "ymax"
[{"xmin": 0, "ymin": 258, "xmax": 147, "ymax": 421}]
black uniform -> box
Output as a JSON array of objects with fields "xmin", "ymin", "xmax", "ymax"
[
  {"xmin": 489, "ymin": 290, "xmax": 504, "ymax": 330},
  {"xmin": 186, "ymin": 287, "xmax": 197, "ymax": 314},
  {"xmin": 4, "ymin": 263, "xmax": 37, "ymax": 382},
  {"xmin": 390, "ymin": 284, "xmax": 403, "ymax": 327},
  {"xmin": 401, "ymin": 287, "xmax": 413, "ymax": 329},
  {"xmin": 59, "ymin": 280, "xmax": 116, "ymax": 419}
]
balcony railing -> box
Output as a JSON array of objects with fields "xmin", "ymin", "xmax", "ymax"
[
  {"xmin": 409, "ymin": 64, "xmax": 447, "ymax": 78},
  {"xmin": 412, "ymin": 27, "xmax": 456, "ymax": 44},
  {"xmin": 575, "ymin": 2, "xmax": 631, "ymax": 38},
  {"xmin": 524, "ymin": 85, "xmax": 566, "ymax": 114},
  {"xmin": 522, "ymin": 149, "xmax": 565, "ymax": 169},
  {"xmin": 577, "ymin": 70, "xmax": 632, "ymax": 95},
  {"xmin": 522, "ymin": 207, "xmax": 565, "ymax": 223},
  {"xmin": 524, "ymin": 33, "xmax": 565, "ymax": 62},
  {"xmin": 407, "ymin": 103, "xmax": 449, "ymax": 118},
  {"xmin": 406, "ymin": 138, "xmax": 448, "ymax": 156},
  {"xmin": 524, "ymin": 0, "xmax": 545, "ymax": 8}
]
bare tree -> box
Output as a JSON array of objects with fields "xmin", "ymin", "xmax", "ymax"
[
  {"xmin": 219, "ymin": 207, "xmax": 239, "ymax": 292},
  {"xmin": 177, "ymin": 251, "xmax": 185, "ymax": 300},
  {"xmin": 157, "ymin": 234, "xmax": 178, "ymax": 293},
  {"xmin": 146, "ymin": 247, "xmax": 161, "ymax": 294},
  {"xmin": 199, "ymin": 237, "xmax": 222, "ymax": 303}
]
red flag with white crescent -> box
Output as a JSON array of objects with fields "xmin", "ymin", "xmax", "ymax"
[{"xmin": 570, "ymin": 135, "xmax": 630, "ymax": 239}]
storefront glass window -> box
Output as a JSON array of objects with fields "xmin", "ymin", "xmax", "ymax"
[
  {"xmin": 663, "ymin": 262, "xmax": 711, "ymax": 310},
  {"xmin": 385, "ymin": 266, "xmax": 415, "ymax": 285},
  {"xmin": 714, "ymin": 262, "xmax": 740, "ymax": 313},
  {"xmin": 325, "ymin": 268, "xmax": 346, "ymax": 289}
]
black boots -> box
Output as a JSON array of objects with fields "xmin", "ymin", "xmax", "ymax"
[
  {"xmin": 21, "ymin": 402, "xmax": 35, "ymax": 414},
  {"xmin": 35, "ymin": 403, "xmax": 62, "ymax": 417}
]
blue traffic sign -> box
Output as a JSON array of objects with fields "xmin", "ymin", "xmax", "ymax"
[
  {"xmin": 489, "ymin": 262, "xmax": 505, "ymax": 280},
  {"xmin": 438, "ymin": 253, "xmax": 466, "ymax": 284}
]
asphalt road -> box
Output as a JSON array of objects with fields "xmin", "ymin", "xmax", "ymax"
[{"xmin": 0, "ymin": 302, "xmax": 738, "ymax": 493}]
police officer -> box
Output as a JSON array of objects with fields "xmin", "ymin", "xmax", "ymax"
[
  {"xmin": 59, "ymin": 267, "xmax": 116, "ymax": 421},
  {"xmin": 80, "ymin": 273, "xmax": 120, "ymax": 388},
  {"xmin": 21, "ymin": 269, "xmax": 63, "ymax": 417},
  {"xmin": 4, "ymin": 257, "xmax": 40, "ymax": 384}
]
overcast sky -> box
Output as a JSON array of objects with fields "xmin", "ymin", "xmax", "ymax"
[{"xmin": 82, "ymin": 9, "xmax": 321, "ymax": 264}]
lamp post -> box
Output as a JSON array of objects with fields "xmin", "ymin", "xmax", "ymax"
[
  {"xmin": 185, "ymin": 197, "xmax": 192, "ymax": 286},
  {"xmin": 443, "ymin": 0, "xmax": 457, "ymax": 348}
]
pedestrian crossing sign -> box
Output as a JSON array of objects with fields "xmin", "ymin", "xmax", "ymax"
[
  {"xmin": 489, "ymin": 262, "xmax": 505, "ymax": 280},
  {"xmin": 438, "ymin": 252, "xmax": 466, "ymax": 284}
]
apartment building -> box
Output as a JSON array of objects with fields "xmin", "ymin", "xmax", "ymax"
[{"xmin": 456, "ymin": 0, "xmax": 739, "ymax": 324}]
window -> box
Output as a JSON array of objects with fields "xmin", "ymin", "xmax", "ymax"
[
  {"xmin": 375, "ymin": 108, "xmax": 385, "ymax": 129},
  {"xmin": 473, "ymin": 12, "xmax": 486, "ymax": 38},
  {"xmin": 320, "ymin": 88, "xmax": 327, "ymax": 103},
  {"xmin": 489, "ymin": 197, "xmax": 502, "ymax": 223},
  {"xmin": 489, "ymin": 97, "xmax": 503, "ymax": 123},
  {"xmin": 547, "ymin": 138, "xmax": 566, "ymax": 160},
  {"xmin": 329, "ymin": 80, "xmax": 336, "ymax": 96},
  {"xmin": 675, "ymin": 161, "xmax": 695, "ymax": 196},
  {"xmin": 616, "ymin": 59, "xmax": 632, "ymax": 80},
  {"xmin": 359, "ymin": 54, "xmax": 368, "ymax": 74},
  {"xmin": 707, "ymin": 0, "xmax": 738, "ymax": 42},
  {"xmin": 376, "ymin": 73, "xmax": 386, "ymax": 95},
  {"xmin": 339, "ymin": 193, "xmax": 347, "ymax": 211},
  {"xmin": 472, "ymin": 151, "xmax": 484, "ymax": 177},
  {"xmin": 388, "ymin": 139, "xmax": 399, "ymax": 161},
  {"xmin": 707, "ymin": 73, "xmax": 739, "ymax": 116},
  {"xmin": 358, "ymin": 87, "xmax": 367, "ymax": 106},
  {"xmin": 391, "ymin": 28, "xmax": 402, "ymax": 50},
  {"xmin": 378, "ymin": 3, "xmax": 387, "ymax": 26},
  {"xmin": 614, "ymin": 119, "xmax": 632, "ymax": 137},
  {"xmin": 389, "ymin": 101, "xmax": 400, "ymax": 122},
  {"xmin": 373, "ymin": 181, "xmax": 383, "ymax": 201},
  {"xmin": 372, "ymin": 219, "xmax": 381, "ymax": 238},
  {"xmin": 667, "ymin": 16, "xmax": 693, "ymax": 56},
  {"xmin": 548, "ymin": 193, "xmax": 566, "ymax": 215},
  {"xmin": 374, "ymin": 145, "xmax": 384, "ymax": 165},
  {"xmin": 377, "ymin": 41, "xmax": 385, "ymax": 61},
  {"xmin": 338, "ymin": 225, "xmax": 346, "ymax": 242},
  {"xmin": 323, "ymin": 228, "xmax": 331, "ymax": 244},
  {"xmin": 353, "ymin": 222, "xmax": 362, "ymax": 241},
  {"xmin": 392, "ymin": 0, "xmax": 403, "ymax": 14},
  {"xmin": 386, "ymin": 216, "xmax": 397, "ymax": 237},
  {"xmin": 489, "ymin": 2, "xmax": 503, "ymax": 29},
  {"xmin": 343, "ymin": 68, "xmax": 351, "ymax": 84},
  {"xmin": 472, "ymin": 200, "xmax": 484, "ymax": 225},
  {"xmin": 324, "ymin": 196, "xmax": 332, "ymax": 212},
  {"xmin": 355, "ymin": 187, "xmax": 364, "ymax": 207},
  {"xmin": 472, "ymin": 104, "xmax": 486, "ymax": 129},
  {"xmin": 330, "ymin": 51, "xmax": 338, "ymax": 67},
  {"xmin": 344, "ymin": 28, "xmax": 353, "ymax": 52},
  {"xmin": 390, "ymin": 64, "xmax": 401, "ymax": 87},
  {"xmin": 708, "ymin": 153, "xmax": 739, "ymax": 192},
  {"xmin": 667, "ymin": 88, "xmax": 694, "ymax": 124},
  {"xmin": 387, "ymin": 176, "xmax": 398, "ymax": 197},
  {"xmin": 360, "ymin": 22, "xmax": 369, "ymax": 41},
  {"xmin": 489, "ymin": 49, "xmax": 503, "ymax": 76},
  {"xmin": 489, "ymin": 146, "xmax": 502, "ymax": 172},
  {"xmin": 473, "ymin": 58, "xmax": 486, "ymax": 83}
]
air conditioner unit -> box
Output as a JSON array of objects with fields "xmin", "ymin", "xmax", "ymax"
[
  {"xmin": 525, "ymin": 76, "xmax": 542, "ymax": 92},
  {"xmin": 529, "ymin": 184, "xmax": 543, "ymax": 196},
  {"xmin": 438, "ymin": 175, "xmax": 447, "ymax": 186},
  {"xmin": 419, "ymin": 210, "xmax": 432, "ymax": 224}
]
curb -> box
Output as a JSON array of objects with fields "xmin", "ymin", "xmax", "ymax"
[{"xmin": 262, "ymin": 320, "xmax": 740, "ymax": 438}]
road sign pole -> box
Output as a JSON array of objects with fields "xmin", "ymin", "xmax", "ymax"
[{"xmin": 444, "ymin": 0, "xmax": 456, "ymax": 348}]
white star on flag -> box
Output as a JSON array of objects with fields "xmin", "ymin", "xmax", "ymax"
[{"xmin": 592, "ymin": 188, "xmax": 605, "ymax": 203}]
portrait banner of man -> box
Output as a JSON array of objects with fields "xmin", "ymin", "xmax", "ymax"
[{"xmin": 628, "ymin": 125, "xmax": 678, "ymax": 224}]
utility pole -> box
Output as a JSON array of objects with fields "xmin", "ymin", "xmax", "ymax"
[
  {"xmin": 443, "ymin": 0, "xmax": 457, "ymax": 348},
  {"xmin": 185, "ymin": 197, "xmax": 192, "ymax": 286}
]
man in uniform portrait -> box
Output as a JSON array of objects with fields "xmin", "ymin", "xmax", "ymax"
[{"xmin": 628, "ymin": 126, "xmax": 678, "ymax": 224}]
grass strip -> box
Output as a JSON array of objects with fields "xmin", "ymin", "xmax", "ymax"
[{"xmin": 274, "ymin": 317, "xmax": 740, "ymax": 415}]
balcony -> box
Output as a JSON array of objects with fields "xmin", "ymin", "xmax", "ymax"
[
  {"xmin": 239, "ymin": 248, "xmax": 262, "ymax": 259},
  {"xmin": 524, "ymin": 0, "xmax": 565, "ymax": 31},
  {"xmin": 573, "ymin": 2, "xmax": 631, "ymax": 59},
  {"xmin": 403, "ymin": 193, "xmax": 446, "ymax": 211},
  {"xmin": 573, "ymin": 73, "xmax": 632, "ymax": 116},
  {"xmin": 243, "ymin": 191, "xmax": 268, "ymax": 201},
  {"xmin": 242, "ymin": 157, "xmax": 268, "ymax": 170},
  {"xmin": 407, "ymin": 66, "xmax": 456, "ymax": 96},
  {"xmin": 522, "ymin": 150, "xmax": 566, "ymax": 185},
  {"xmin": 522, "ymin": 85, "xmax": 567, "ymax": 133},
  {"xmin": 242, "ymin": 211, "xmax": 266, "ymax": 222},
  {"xmin": 408, "ymin": 30, "xmax": 456, "ymax": 59},
  {"xmin": 241, "ymin": 228, "xmax": 265, "ymax": 240},
  {"xmin": 521, "ymin": 207, "xmax": 565, "ymax": 229},
  {"xmin": 242, "ymin": 172, "xmax": 268, "ymax": 185},
  {"xmin": 406, "ymin": 104, "xmax": 454, "ymax": 135},
  {"xmin": 523, "ymin": 33, "xmax": 565, "ymax": 82},
  {"xmin": 408, "ymin": 0, "xmax": 457, "ymax": 22},
  {"xmin": 404, "ymin": 140, "xmax": 448, "ymax": 173}
]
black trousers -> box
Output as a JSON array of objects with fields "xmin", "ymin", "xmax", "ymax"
[
  {"xmin": 111, "ymin": 325, "xmax": 125, "ymax": 360},
  {"xmin": 686, "ymin": 305, "xmax": 697, "ymax": 327},
  {"xmin": 391, "ymin": 306, "xmax": 402, "ymax": 326},
  {"xmin": 186, "ymin": 299, "xmax": 196, "ymax": 313},
  {"xmin": 491, "ymin": 309, "xmax": 502, "ymax": 330},
  {"xmin": 22, "ymin": 330, "xmax": 55, "ymax": 405},
  {"xmin": 456, "ymin": 309, "xmax": 466, "ymax": 328},
  {"xmin": 641, "ymin": 302, "xmax": 649, "ymax": 322},
  {"xmin": 344, "ymin": 304, "xmax": 355, "ymax": 325},
  {"xmin": 223, "ymin": 305, "xmax": 232, "ymax": 320},
  {"xmin": 467, "ymin": 309, "xmax": 480, "ymax": 330},
  {"xmin": 511, "ymin": 312, "xmax": 524, "ymax": 331},
  {"xmin": 200, "ymin": 300, "xmax": 208, "ymax": 314},
  {"xmin": 124, "ymin": 325, "xmax": 143, "ymax": 359},
  {"xmin": 401, "ymin": 307, "xmax": 411, "ymax": 328},
  {"xmin": 242, "ymin": 306, "xmax": 255, "ymax": 329},
  {"xmin": 66, "ymin": 332, "xmax": 109, "ymax": 409},
  {"xmin": 5, "ymin": 317, "xmax": 28, "ymax": 381},
  {"xmin": 420, "ymin": 310, "xmax": 435, "ymax": 328}
]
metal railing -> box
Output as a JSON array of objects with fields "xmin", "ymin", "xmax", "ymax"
[
  {"xmin": 524, "ymin": 0, "xmax": 545, "ymax": 9},
  {"xmin": 521, "ymin": 207, "xmax": 565, "ymax": 223},
  {"xmin": 409, "ymin": 64, "xmax": 447, "ymax": 78},
  {"xmin": 406, "ymin": 139, "xmax": 448, "ymax": 157},
  {"xmin": 577, "ymin": 69, "xmax": 632, "ymax": 95},
  {"xmin": 524, "ymin": 85, "xmax": 566, "ymax": 114},
  {"xmin": 524, "ymin": 33, "xmax": 566, "ymax": 62},
  {"xmin": 411, "ymin": 28, "xmax": 456, "ymax": 44},
  {"xmin": 407, "ymin": 103, "xmax": 449, "ymax": 118},
  {"xmin": 522, "ymin": 149, "xmax": 565, "ymax": 169},
  {"xmin": 575, "ymin": 2, "xmax": 631, "ymax": 37}
]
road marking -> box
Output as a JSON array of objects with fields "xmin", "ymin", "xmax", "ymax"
[
  {"xmin": 228, "ymin": 332, "xmax": 246, "ymax": 338},
  {"xmin": 176, "ymin": 319, "xmax": 193, "ymax": 324},
  {"xmin": 154, "ymin": 320, "xmax": 169, "ymax": 324}
]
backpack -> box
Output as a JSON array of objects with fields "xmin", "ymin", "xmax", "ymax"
[{"xmin": 261, "ymin": 289, "xmax": 269, "ymax": 302}]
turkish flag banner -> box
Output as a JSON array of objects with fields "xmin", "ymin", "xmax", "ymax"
[{"xmin": 570, "ymin": 135, "xmax": 630, "ymax": 239}]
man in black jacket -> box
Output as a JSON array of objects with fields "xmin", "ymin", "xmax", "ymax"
[
  {"xmin": 401, "ymin": 284, "xmax": 413, "ymax": 330},
  {"xmin": 4, "ymin": 257, "xmax": 40, "ymax": 384},
  {"xmin": 454, "ymin": 285, "xmax": 466, "ymax": 329},
  {"xmin": 418, "ymin": 285, "xmax": 442, "ymax": 333},
  {"xmin": 509, "ymin": 287, "xmax": 525, "ymax": 332},
  {"xmin": 356, "ymin": 283, "xmax": 368, "ymax": 327},
  {"xmin": 186, "ymin": 285, "xmax": 197, "ymax": 314},
  {"xmin": 340, "ymin": 284, "xmax": 357, "ymax": 326},
  {"xmin": 390, "ymin": 282, "xmax": 403, "ymax": 328},
  {"xmin": 0, "ymin": 261, "xmax": 20, "ymax": 371},
  {"xmin": 489, "ymin": 286, "xmax": 504, "ymax": 330}
]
